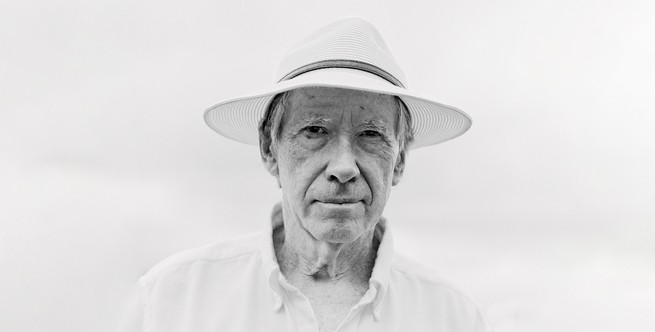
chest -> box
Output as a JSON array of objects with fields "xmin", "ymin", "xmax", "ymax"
[{"xmin": 301, "ymin": 284, "xmax": 367, "ymax": 332}]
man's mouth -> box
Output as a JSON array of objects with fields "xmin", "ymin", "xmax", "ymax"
[{"xmin": 317, "ymin": 198, "xmax": 362, "ymax": 205}]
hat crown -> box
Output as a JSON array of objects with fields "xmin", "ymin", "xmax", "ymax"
[
  {"xmin": 275, "ymin": 17, "xmax": 408, "ymax": 87},
  {"xmin": 205, "ymin": 17, "xmax": 471, "ymax": 149}
]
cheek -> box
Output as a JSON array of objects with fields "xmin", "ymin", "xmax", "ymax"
[
  {"xmin": 279, "ymin": 141, "xmax": 316, "ymax": 193},
  {"xmin": 367, "ymin": 142, "xmax": 399, "ymax": 192},
  {"xmin": 359, "ymin": 139, "xmax": 397, "ymax": 167},
  {"xmin": 362, "ymin": 145, "xmax": 397, "ymax": 179},
  {"xmin": 285, "ymin": 141, "xmax": 311, "ymax": 172},
  {"xmin": 361, "ymin": 152, "xmax": 397, "ymax": 203}
]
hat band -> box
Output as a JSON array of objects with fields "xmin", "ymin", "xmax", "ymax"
[{"xmin": 278, "ymin": 59, "xmax": 406, "ymax": 88}]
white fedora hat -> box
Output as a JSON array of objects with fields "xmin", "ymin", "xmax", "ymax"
[{"xmin": 204, "ymin": 17, "xmax": 471, "ymax": 149}]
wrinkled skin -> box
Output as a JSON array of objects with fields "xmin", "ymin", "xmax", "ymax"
[{"xmin": 265, "ymin": 87, "xmax": 405, "ymax": 245}]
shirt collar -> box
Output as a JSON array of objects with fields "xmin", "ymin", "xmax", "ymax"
[{"xmin": 259, "ymin": 203, "xmax": 394, "ymax": 318}]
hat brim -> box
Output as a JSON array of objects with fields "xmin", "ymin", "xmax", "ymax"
[{"xmin": 204, "ymin": 68, "xmax": 471, "ymax": 149}]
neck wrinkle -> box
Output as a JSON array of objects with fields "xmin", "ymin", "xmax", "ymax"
[
  {"xmin": 263, "ymin": 203, "xmax": 393, "ymax": 317},
  {"xmin": 274, "ymin": 201, "xmax": 377, "ymax": 285}
]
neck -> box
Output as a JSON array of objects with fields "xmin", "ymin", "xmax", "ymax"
[{"xmin": 273, "ymin": 206, "xmax": 378, "ymax": 285}]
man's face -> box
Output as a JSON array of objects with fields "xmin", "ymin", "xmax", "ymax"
[{"xmin": 272, "ymin": 87, "xmax": 403, "ymax": 244}]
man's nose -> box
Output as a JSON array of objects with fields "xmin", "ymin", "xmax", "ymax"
[{"xmin": 325, "ymin": 138, "xmax": 360, "ymax": 184}]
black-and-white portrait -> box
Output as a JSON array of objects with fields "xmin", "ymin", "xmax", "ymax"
[{"xmin": 2, "ymin": 2, "xmax": 654, "ymax": 332}]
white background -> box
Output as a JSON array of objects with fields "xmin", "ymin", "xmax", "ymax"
[{"xmin": 2, "ymin": 0, "xmax": 654, "ymax": 331}]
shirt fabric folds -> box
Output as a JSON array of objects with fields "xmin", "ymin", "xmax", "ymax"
[{"xmin": 119, "ymin": 205, "xmax": 492, "ymax": 332}]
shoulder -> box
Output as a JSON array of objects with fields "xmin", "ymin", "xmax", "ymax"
[
  {"xmin": 391, "ymin": 252, "xmax": 471, "ymax": 294},
  {"xmin": 139, "ymin": 232, "xmax": 263, "ymax": 287},
  {"xmin": 388, "ymin": 252, "xmax": 491, "ymax": 330}
]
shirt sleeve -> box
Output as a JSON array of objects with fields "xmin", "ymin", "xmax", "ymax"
[{"xmin": 115, "ymin": 278, "xmax": 146, "ymax": 332}]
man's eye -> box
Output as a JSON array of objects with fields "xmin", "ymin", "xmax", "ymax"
[
  {"xmin": 303, "ymin": 126, "xmax": 327, "ymax": 136},
  {"xmin": 361, "ymin": 130, "xmax": 381, "ymax": 137}
]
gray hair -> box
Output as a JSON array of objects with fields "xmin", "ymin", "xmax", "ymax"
[{"xmin": 258, "ymin": 89, "xmax": 415, "ymax": 164}]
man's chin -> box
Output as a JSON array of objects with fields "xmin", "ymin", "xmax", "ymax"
[{"xmin": 304, "ymin": 221, "xmax": 355, "ymax": 243}]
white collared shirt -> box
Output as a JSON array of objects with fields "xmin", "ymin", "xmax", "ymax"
[{"xmin": 119, "ymin": 208, "xmax": 492, "ymax": 332}]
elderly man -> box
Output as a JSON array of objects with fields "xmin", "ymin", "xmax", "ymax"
[{"xmin": 122, "ymin": 18, "xmax": 491, "ymax": 332}]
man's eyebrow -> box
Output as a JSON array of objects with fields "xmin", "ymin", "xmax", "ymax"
[{"xmin": 296, "ymin": 115, "xmax": 330, "ymax": 127}]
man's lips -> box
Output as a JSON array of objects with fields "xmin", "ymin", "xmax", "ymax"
[{"xmin": 315, "ymin": 198, "xmax": 363, "ymax": 204}]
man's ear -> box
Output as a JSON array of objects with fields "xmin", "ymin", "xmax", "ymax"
[
  {"xmin": 392, "ymin": 150, "xmax": 406, "ymax": 186},
  {"xmin": 259, "ymin": 136, "xmax": 280, "ymax": 179}
]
